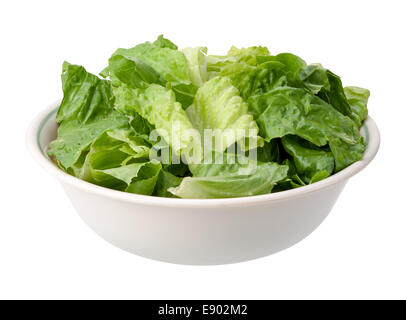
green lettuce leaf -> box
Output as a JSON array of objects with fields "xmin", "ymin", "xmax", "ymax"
[
  {"xmin": 220, "ymin": 53, "xmax": 305, "ymax": 104},
  {"xmin": 227, "ymin": 46, "xmax": 271, "ymax": 64},
  {"xmin": 257, "ymin": 53, "xmax": 306, "ymax": 86},
  {"xmin": 309, "ymin": 170, "xmax": 331, "ymax": 184},
  {"xmin": 256, "ymin": 139, "xmax": 281, "ymax": 163},
  {"xmin": 56, "ymin": 62, "xmax": 115, "ymax": 123},
  {"xmin": 281, "ymin": 135, "xmax": 334, "ymax": 183},
  {"xmin": 222, "ymin": 61, "xmax": 288, "ymax": 101},
  {"xmin": 344, "ymin": 86, "xmax": 370, "ymax": 127},
  {"xmin": 169, "ymin": 154, "xmax": 288, "ymax": 198},
  {"xmin": 113, "ymin": 84, "xmax": 201, "ymax": 161},
  {"xmin": 164, "ymin": 162, "xmax": 190, "ymax": 177},
  {"xmin": 48, "ymin": 62, "xmax": 129, "ymax": 169},
  {"xmin": 102, "ymin": 53, "xmax": 166, "ymax": 88},
  {"xmin": 298, "ymin": 63, "xmax": 330, "ymax": 94},
  {"xmin": 153, "ymin": 34, "xmax": 178, "ymax": 50},
  {"xmin": 154, "ymin": 170, "xmax": 183, "ymax": 197},
  {"xmin": 103, "ymin": 36, "xmax": 196, "ymax": 108},
  {"xmin": 207, "ymin": 46, "xmax": 270, "ymax": 78},
  {"xmin": 75, "ymin": 129, "xmax": 160, "ymax": 195},
  {"xmin": 79, "ymin": 129, "xmax": 150, "ymax": 175},
  {"xmin": 254, "ymin": 87, "xmax": 365, "ymax": 171},
  {"xmin": 129, "ymin": 112, "xmax": 155, "ymax": 139},
  {"xmin": 182, "ymin": 47, "xmax": 208, "ymax": 86},
  {"xmin": 124, "ymin": 161, "xmax": 162, "ymax": 195},
  {"xmin": 186, "ymin": 76, "xmax": 263, "ymax": 152},
  {"xmin": 98, "ymin": 161, "xmax": 161, "ymax": 195},
  {"xmin": 188, "ymin": 152, "xmax": 253, "ymax": 177},
  {"xmin": 272, "ymin": 158, "xmax": 305, "ymax": 192},
  {"xmin": 300, "ymin": 64, "xmax": 358, "ymax": 124},
  {"xmin": 328, "ymin": 136, "xmax": 366, "ymax": 171}
]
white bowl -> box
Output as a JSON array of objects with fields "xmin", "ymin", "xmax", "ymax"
[{"xmin": 27, "ymin": 101, "xmax": 380, "ymax": 265}]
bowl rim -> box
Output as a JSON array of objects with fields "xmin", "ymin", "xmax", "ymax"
[{"xmin": 26, "ymin": 100, "xmax": 380, "ymax": 208}]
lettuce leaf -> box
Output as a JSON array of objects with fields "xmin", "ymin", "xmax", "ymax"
[
  {"xmin": 254, "ymin": 87, "xmax": 365, "ymax": 171},
  {"xmin": 113, "ymin": 84, "xmax": 201, "ymax": 161},
  {"xmin": 298, "ymin": 63, "xmax": 330, "ymax": 94},
  {"xmin": 300, "ymin": 64, "xmax": 361, "ymax": 124},
  {"xmin": 207, "ymin": 46, "xmax": 270, "ymax": 78},
  {"xmin": 257, "ymin": 53, "xmax": 306, "ymax": 86},
  {"xmin": 220, "ymin": 53, "xmax": 305, "ymax": 103},
  {"xmin": 102, "ymin": 53, "xmax": 166, "ymax": 89},
  {"xmin": 154, "ymin": 170, "xmax": 183, "ymax": 198},
  {"xmin": 186, "ymin": 76, "xmax": 263, "ymax": 152},
  {"xmin": 256, "ymin": 139, "xmax": 281, "ymax": 163},
  {"xmin": 182, "ymin": 47, "xmax": 208, "ymax": 86},
  {"xmin": 103, "ymin": 36, "xmax": 196, "ymax": 108},
  {"xmin": 129, "ymin": 112, "xmax": 155, "ymax": 139},
  {"xmin": 77, "ymin": 129, "xmax": 160, "ymax": 195},
  {"xmin": 222, "ymin": 61, "xmax": 288, "ymax": 101},
  {"xmin": 48, "ymin": 62, "xmax": 129, "ymax": 169},
  {"xmin": 56, "ymin": 62, "xmax": 115, "ymax": 123},
  {"xmin": 153, "ymin": 34, "xmax": 178, "ymax": 50},
  {"xmin": 169, "ymin": 154, "xmax": 288, "ymax": 199},
  {"xmin": 344, "ymin": 86, "xmax": 370, "ymax": 127},
  {"xmin": 114, "ymin": 42, "xmax": 189, "ymax": 85},
  {"xmin": 281, "ymin": 135, "xmax": 334, "ymax": 183},
  {"xmin": 124, "ymin": 161, "xmax": 162, "ymax": 195}
]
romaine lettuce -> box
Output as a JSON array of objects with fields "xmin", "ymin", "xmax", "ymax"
[
  {"xmin": 48, "ymin": 62, "xmax": 129, "ymax": 169},
  {"xmin": 254, "ymin": 87, "xmax": 365, "ymax": 171},
  {"xmin": 48, "ymin": 36, "xmax": 370, "ymax": 198}
]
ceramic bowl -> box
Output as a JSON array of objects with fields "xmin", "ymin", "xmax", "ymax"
[{"xmin": 27, "ymin": 101, "xmax": 380, "ymax": 265}]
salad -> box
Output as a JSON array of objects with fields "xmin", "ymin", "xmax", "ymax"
[{"xmin": 48, "ymin": 35, "xmax": 370, "ymax": 199}]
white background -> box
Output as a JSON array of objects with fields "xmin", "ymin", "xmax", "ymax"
[{"xmin": 1, "ymin": 0, "xmax": 405, "ymax": 299}]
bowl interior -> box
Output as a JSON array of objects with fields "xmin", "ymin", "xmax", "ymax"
[{"xmin": 37, "ymin": 107, "xmax": 58, "ymax": 158}]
